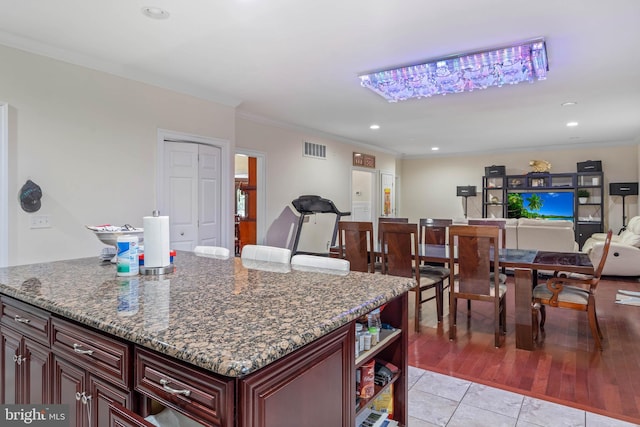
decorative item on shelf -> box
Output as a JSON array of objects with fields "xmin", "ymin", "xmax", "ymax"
[
  {"xmin": 531, "ymin": 178, "xmax": 545, "ymax": 187},
  {"xmin": 508, "ymin": 178, "xmax": 522, "ymax": 188},
  {"xmin": 529, "ymin": 160, "xmax": 551, "ymax": 173},
  {"xmin": 577, "ymin": 189, "xmax": 590, "ymax": 204},
  {"xmin": 490, "ymin": 195, "xmax": 500, "ymax": 204}
]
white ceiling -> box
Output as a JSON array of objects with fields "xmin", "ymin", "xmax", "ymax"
[{"xmin": 1, "ymin": 0, "xmax": 639, "ymax": 157}]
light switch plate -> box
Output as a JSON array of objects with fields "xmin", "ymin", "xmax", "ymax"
[{"xmin": 30, "ymin": 215, "xmax": 51, "ymax": 229}]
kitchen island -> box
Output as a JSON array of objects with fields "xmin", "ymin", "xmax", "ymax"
[{"xmin": 0, "ymin": 251, "xmax": 414, "ymax": 427}]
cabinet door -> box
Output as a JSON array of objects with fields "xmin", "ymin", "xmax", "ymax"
[
  {"xmin": 89, "ymin": 374, "xmax": 131, "ymax": 427},
  {"xmin": 53, "ymin": 355, "xmax": 87, "ymax": 427},
  {"xmin": 23, "ymin": 337, "xmax": 51, "ymax": 404},
  {"xmin": 0, "ymin": 326, "xmax": 21, "ymax": 403},
  {"xmin": 239, "ymin": 323, "xmax": 353, "ymax": 427},
  {"xmin": 577, "ymin": 223, "xmax": 603, "ymax": 250}
]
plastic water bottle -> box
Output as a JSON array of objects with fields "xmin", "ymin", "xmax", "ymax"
[
  {"xmin": 367, "ymin": 308, "xmax": 382, "ymax": 329},
  {"xmin": 367, "ymin": 308, "xmax": 382, "ymax": 343}
]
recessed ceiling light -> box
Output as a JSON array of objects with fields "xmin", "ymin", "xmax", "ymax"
[
  {"xmin": 142, "ymin": 6, "xmax": 170, "ymax": 19},
  {"xmin": 566, "ymin": 121, "xmax": 579, "ymax": 127},
  {"xmin": 561, "ymin": 101, "xmax": 578, "ymax": 107},
  {"xmin": 431, "ymin": 147, "xmax": 439, "ymax": 151},
  {"xmin": 370, "ymin": 124, "xmax": 380, "ymax": 130}
]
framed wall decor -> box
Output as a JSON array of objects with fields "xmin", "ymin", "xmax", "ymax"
[{"xmin": 353, "ymin": 152, "xmax": 375, "ymax": 168}]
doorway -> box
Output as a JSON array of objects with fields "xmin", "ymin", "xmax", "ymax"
[
  {"xmin": 235, "ymin": 154, "xmax": 257, "ymax": 255},
  {"xmin": 351, "ymin": 169, "xmax": 376, "ymax": 223},
  {"xmin": 235, "ymin": 149, "xmax": 266, "ymax": 252},
  {"xmin": 157, "ymin": 130, "xmax": 232, "ymax": 251}
]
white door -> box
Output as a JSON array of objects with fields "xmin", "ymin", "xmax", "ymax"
[
  {"xmin": 198, "ymin": 145, "xmax": 221, "ymax": 246},
  {"xmin": 163, "ymin": 141, "xmax": 221, "ymax": 251}
]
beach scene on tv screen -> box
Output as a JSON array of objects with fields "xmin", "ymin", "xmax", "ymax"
[{"xmin": 508, "ymin": 192, "xmax": 574, "ymax": 220}]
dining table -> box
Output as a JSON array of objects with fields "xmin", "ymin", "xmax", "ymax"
[{"xmin": 417, "ymin": 244, "xmax": 594, "ymax": 350}]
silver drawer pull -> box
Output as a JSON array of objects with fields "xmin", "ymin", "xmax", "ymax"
[
  {"xmin": 73, "ymin": 343, "xmax": 94, "ymax": 355},
  {"xmin": 159, "ymin": 379, "xmax": 191, "ymax": 397},
  {"xmin": 13, "ymin": 354, "xmax": 26, "ymax": 365},
  {"xmin": 14, "ymin": 315, "xmax": 30, "ymax": 324}
]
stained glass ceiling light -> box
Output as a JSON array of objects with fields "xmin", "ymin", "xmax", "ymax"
[{"xmin": 359, "ymin": 39, "xmax": 548, "ymax": 102}]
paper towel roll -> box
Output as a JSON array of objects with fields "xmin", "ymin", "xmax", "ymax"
[{"xmin": 143, "ymin": 215, "xmax": 170, "ymax": 267}]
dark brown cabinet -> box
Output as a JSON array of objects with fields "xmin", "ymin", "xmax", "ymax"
[
  {"xmin": 135, "ymin": 347, "xmax": 234, "ymax": 427},
  {"xmin": 52, "ymin": 354, "xmax": 87, "ymax": 427},
  {"xmin": 240, "ymin": 322, "xmax": 353, "ymax": 427},
  {"xmin": 1, "ymin": 291, "xmax": 409, "ymax": 427},
  {"xmin": 0, "ymin": 297, "xmax": 51, "ymax": 404},
  {"xmin": 51, "ymin": 317, "xmax": 132, "ymax": 427},
  {"xmin": 52, "ymin": 356, "xmax": 133, "ymax": 427},
  {"xmin": 1, "ymin": 326, "xmax": 51, "ymax": 404}
]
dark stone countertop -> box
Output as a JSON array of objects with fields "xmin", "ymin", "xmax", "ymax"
[{"xmin": 0, "ymin": 252, "xmax": 414, "ymax": 377}]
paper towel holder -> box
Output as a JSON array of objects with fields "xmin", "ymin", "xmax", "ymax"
[
  {"xmin": 139, "ymin": 209, "xmax": 174, "ymax": 275},
  {"xmin": 140, "ymin": 265, "xmax": 175, "ymax": 275}
]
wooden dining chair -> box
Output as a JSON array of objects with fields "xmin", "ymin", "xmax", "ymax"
[
  {"xmin": 467, "ymin": 219, "xmax": 507, "ymax": 248},
  {"xmin": 448, "ymin": 225, "xmax": 507, "ymax": 347},
  {"xmin": 418, "ymin": 218, "xmax": 452, "ymax": 322},
  {"xmin": 380, "ymin": 222, "xmax": 438, "ymax": 333},
  {"xmin": 337, "ymin": 221, "xmax": 375, "ymax": 273},
  {"xmin": 377, "ymin": 217, "xmax": 408, "ymax": 243},
  {"xmin": 533, "ymin": 229, "xmax": 613, "ymax": 350},
  {"xmin": 374, "ymin": 216, "xmax": 409, "ymax": 271},
  {"xmin": 468, "ymin": 218, "xmax": 508, "ymax": 280}
]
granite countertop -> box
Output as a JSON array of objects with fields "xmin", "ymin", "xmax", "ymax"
[{"xmin": 0, "ymin": 252, "xmax": 414, "ymax": 377}]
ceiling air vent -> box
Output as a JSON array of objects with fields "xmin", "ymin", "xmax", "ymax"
[{"xmin": 303, "ymin": 141, "xmax": 326, "ymax": 159}]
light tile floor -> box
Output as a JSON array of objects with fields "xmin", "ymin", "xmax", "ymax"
[{"xmin": 407, "ymin": 366, "xmax": 640, "ymax": 427}]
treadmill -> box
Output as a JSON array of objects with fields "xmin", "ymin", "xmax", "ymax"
[{"xmin": 290, "ymin": 195, "xmax": 351, "ymax": 256}]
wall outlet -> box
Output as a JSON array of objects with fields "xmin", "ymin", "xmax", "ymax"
[{"xmin": 30, "ymin": 215, "xmax": 51, "ymax": 229}]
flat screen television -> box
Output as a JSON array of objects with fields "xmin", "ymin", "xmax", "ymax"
[{"xmin": 507, "ymin": 191, "xmax": 574, "ymax": 220}]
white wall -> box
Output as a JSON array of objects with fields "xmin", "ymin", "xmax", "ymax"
[
  {"xmin": 0, "ymin": 45, "xmax": 235, "ymax": 265},
  {"xmin": 236, "ymin": 117, "xmax": 397, "ymax": 254},
  {"xmin": 400, "ymin": 145, "xmax": 639, "ymax": 233}
]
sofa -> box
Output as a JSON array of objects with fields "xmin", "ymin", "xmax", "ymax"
[
  {"xmin": 453, "ymin": 217, "xmax": 579, "ymax": 252},
  {"xmin": 582, "ymin": 216, "xmax": 640, "ymax": 276}
]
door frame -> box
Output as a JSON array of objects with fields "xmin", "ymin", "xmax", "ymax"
[
  {"xmin": 235, "ymin": 149, "xmax": 266, "ymax": 244},
  {"xmin": 0, "ymin": 103, "xmax": 7, "ymax": 267},
  {"xmin": 156, "ymin": 129, "xmax": 233, "ymax": 250}
]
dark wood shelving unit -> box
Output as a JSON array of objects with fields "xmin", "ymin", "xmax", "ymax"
[{"xmin": 482, "ymin": 170, "xmax": 604, "ymax": 249}]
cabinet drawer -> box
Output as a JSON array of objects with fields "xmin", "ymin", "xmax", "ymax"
[
  {"xmin": 1, "ymin": 297, "xmax": 51, "ymax": 346},
  {"xmin": 109, "ymin": 402, "xmax": 156, "ymax": 427},
  {"xmin": 51, "ymin": 317, "xmax": 131, "ymax": 389},
  {"xmin": 135, "ymin": 347, "xmax": 233, "ymax": 427}
]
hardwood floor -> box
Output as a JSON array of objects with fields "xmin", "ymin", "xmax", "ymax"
[{"xmin": 408, "ymin": 274, "xmax": 640, "ymax": 425}]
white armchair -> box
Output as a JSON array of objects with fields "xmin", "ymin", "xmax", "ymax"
[{"xmin": 582, "ymin": 216, "xmax": 640, "ymax": 276}]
